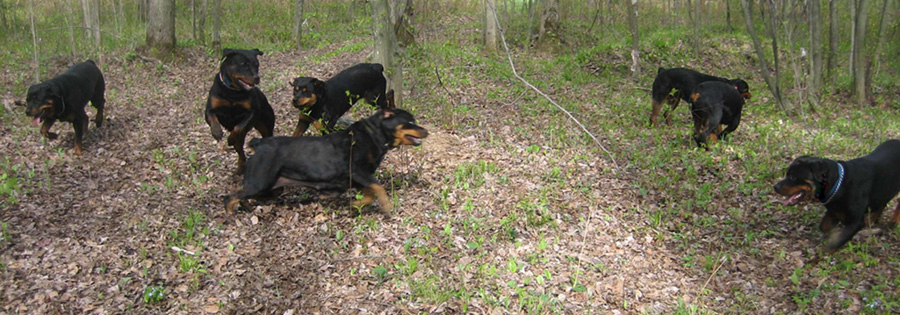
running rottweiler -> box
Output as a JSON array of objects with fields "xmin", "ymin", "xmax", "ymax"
[
  {"xmin": 649, "ymin": 67, "xmax": 751, "ymax": 126},
  {"xmin": 774, "ymin": 139, "xmax": 900, "ymax": 253},
  {"xmin": 689, "ymin": 81, "xmax": 746, "ymax": 148},
  {"xmin": 204, "ymin": 48, "xmax": 275, "ymax": 174},
  {"xmin": 224, "ymin": 108, "xmax": 428, "ymax": 216},
  {"xmin": 21, "ymin": 59, "xmax": 105, "ymax": 155},
  {"xmin": 290, "ymin": 63, "xmax": 392, "ymax": 136}
]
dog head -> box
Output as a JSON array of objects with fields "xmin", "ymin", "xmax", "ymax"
[
  {"xmin": 369, "ymin": 108, "xmax": 428, "ymax": 147},
  {"xmin": 220, "ymin": 48, "xmax": 263, "ymax": 90},
  {"xmin": 729, "ymin": 79, "xmax": 752, "ymax": 100},
  {"xmin": 290, "ymin": 77, "xmax": 325, "ymax": 109},
  {"xmin": 24, "ymin": 82, "xmax": 63, "ymax": 124},
  {"xmin": 774, "ymin": 156, "xmax": 830, "ymax": 206}
]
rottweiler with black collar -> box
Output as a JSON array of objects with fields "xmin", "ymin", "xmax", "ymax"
[
  {"xmin": 224, "ymin": 108, "xmax": 428, "ymax": 216},
  {"xmin": 21, "ymin": 59, "xmax": 105, "ymax": 155},
  {"xmin": 290, "ymin": 63, "xmax": 392, "ymax": 136},
  {"xmin": 204, "ymin": 48, "xmax": 275, "ymax": 174},
  {"xmin": 774, "ymin": 139, "xmax": 900, "ymax": 253},
  {"xmin": 649, "ymin": 67, "xmax": 751, "ymax": 126}
]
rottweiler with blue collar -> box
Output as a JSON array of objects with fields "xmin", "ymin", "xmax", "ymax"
[
  {"xmin": 204, "ymin": 48, "xmax": 275, "ymax": 174},
  {"xmin": 774, "ymin": 139, "xmax": 900, "ymax": 253}
]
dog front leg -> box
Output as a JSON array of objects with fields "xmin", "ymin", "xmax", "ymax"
[
  {"xmin": 205, "ymin": 111, "xmax": 224, "ymax": 141},
  {"xmin": 826, "ymin": 220, "xmax": 864, "ymax": 253},
  {"xmin": 40, "ymin": 118, "xmax": 58, "ymax": 140}
]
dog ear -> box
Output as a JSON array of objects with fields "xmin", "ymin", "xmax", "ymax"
[
  {"xmin": 253, "ymin": 49, "xmax": 264, "ymax": 56},
  {"xmin": 382, "ymin": 108, "xmax": 395, "ymax": 119},
  {"xmin": 49, "ymin": 84, "xmax": 65, "ymax": 113},
  {"xmin": 222, "ymin": 48, "xmax": 237, "ymax": 58},
  {"xmin": 313, "ymin": 79, "xmax": 325, "ymax": 90}
]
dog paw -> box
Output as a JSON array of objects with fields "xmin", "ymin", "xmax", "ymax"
[
  {"xmin": 211, "ymin": 128, "xmax": 224, "ymax": 141},
  {"xmin": 44, "ymin": 132, "xmax": 58, "ymax": 140}
]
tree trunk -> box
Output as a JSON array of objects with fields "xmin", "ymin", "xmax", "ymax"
[
  {"xmin": 827, "ymin": 0, "xmax": 837, "ymax": 84},
  {"xmin": 808, "ymin": 0, "xmax": 823, "ymax": 112},
  {"xmin": 138, "ymin": 0, "xmax": 149, "ymax": 22},
  {"xmin": 872, "ymin": 0, "xmax": 891, "ymax": 79},
  {"xmin": 66, "ymin": 0, "xmax": 77, "ymax": 58},
  {"xmin": 211, "ymin": 0, "xmax": 221, "ymax": 51},
  {"xmin": 0, "ymin": 0, "xmax": 7, "ymax": 32},
  {"xmin": 391, "ymin": 0, "xmax": 415, "ymax": 47},
  {"xmin": 851, "ymin": 0, "xmax": 870, "ymax": 107},
  {"xmin": 81, "ymin": 0, "xmax": 101, "ymax": 46},
  {"xmin": 293, "ymin": 0, "xmax": 304, "ymax": 50},
  {"xmin": 372, "ymin": 0, "xmax": 402, "ymax": 108},
  {"xmin": 627, "ymin": 0, "xmax": 640, "ymax": 79},
  {"xmin": 725, "ymin": 0, "xmax": 733, "ymax": 32},
  {"xmin": 689, "ymin": 0, "xmax": 700, "ymax": 55},
  {"xmin": 484, "ymin": 0, "xmax": 498, "ymax": 52},
  {"xmin": 29, "ymin": 0, "xmax": 39, "ymax": 83},
  {"xmin": 146, "ymin": 0, "xmax": 176, "ymax": 58},
  {"xmin": 533, "ymin": 0, "xmax": 560, "ymax": 49},
  {"xmin": 741, "ymin": 0, "xmax": 789, "ymax": 113}
]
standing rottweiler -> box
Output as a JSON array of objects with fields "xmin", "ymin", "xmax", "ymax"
[
  {"xmin": 290, "ymin": 63, "xmax": 392, "ymax": 136},
  {"xmin": 689, "ymin": 81, "xmax": 746, "ymax": 148},
  {"xmin": 649, "ymin": 67, "xmax": 751, "ymax": 126},
  {"xmin": 204, "ymin": 48, "xmax": 275, "ymax": 174},
  {"xmin": 224, "ymin": 108, "xmax": 428, "ymax": 216},
  {"xmin": 774, "ymin": 139, "xmax": 900, "ymax": 253},
  {"xmin": 21, "ymin": 59, "xmax": 105, "ymax": 155}
]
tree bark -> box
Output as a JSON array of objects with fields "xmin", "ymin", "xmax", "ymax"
[
  {"xmin": 851, "ymin": 0, "xmax": 870, "ymax": 107},
  {"xmin": 808, "ymin": 0, "xmax": 823, "ymax": 112},
  {"xmin": 872, "ymin": 0, "xmax": 891, "ymax": 78},
  {"xmin": 741, "ymin": 0, "xmax": 789, "ymax": 113},
  {"xmin": 627, "ymin": 0, "xmax": 640, "ymax": 79},
  {"xmin": 827, "ymin": 0, "xmax": 837, "ymax": 84},
  {"xmin": 138, "ymin": 0, "xmax": 149, "ymax": 22},
  {"xmin": 29, "ymin": 0, "xmax": 39, "ymax": 83},
  {"xmin": 211, "ymin": 0, "xmax": 221, "ymax": 51},
  {"xmin": 82, "ymin": 0, "xmax": 101, "ymax": 46},
  {"xmin": 293, "ymin": 0, "xmax": 304, "ymax": 50},
  {"xmin": 372, "ymin": 0, "xmax": 402, "ymax": 108},
  {"xmin": 484, "ymin": 0, "xmax": 498, "ymax": 52},
  {"xmin": 725, "ymin": 0, "xmax": 733, "ymax": 32},
  {"xmin": 0, "ymin": 0, "xmax": 7, "ymax": 32},
  {"xmin": 66, "ymin": 0, "xmax": 77, "ymax": 58},
  {"xmin": 146, "ymin": 0, "xmax": 176, "ymax": 58}
]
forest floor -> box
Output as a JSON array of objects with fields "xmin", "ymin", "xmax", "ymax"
[{"xmin": 2, "ymin": 20, "xmax": 900, "ymax": 315}]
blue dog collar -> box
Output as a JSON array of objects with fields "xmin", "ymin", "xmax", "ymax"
[
  {"xmin": 219, "ymin": 73, "xmax": 241, "ymax": 91},
  {"xmin": 822, "ymin": 162, "xmax": 844, "ymax": 204}
]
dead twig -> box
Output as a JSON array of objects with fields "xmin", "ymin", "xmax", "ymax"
[{"xmin": 486, "ymin": 2, "xmax": 620, "ymax": 173}]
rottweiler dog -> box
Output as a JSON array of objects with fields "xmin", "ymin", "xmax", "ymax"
[
  {"xmin": 774, "ymin": 139, "xmax": 900, "ymax": 253},
  {"xmin": 204, "ymin": 48, "xmax": 275, "ymax": 174},
  {"xmin": 224, "ymin": 108, "xmax": 428, "ymax": 216},
  {"xmin": 21, "ymin": 59, "xmax": 105, "ymax": 155},
  {"xmin": 689, "ymin": 81, "xmax": 746, "ymax": 148},
  {"xmin": 649, "ymin": 67, "xmax": 751, "ymax": 126},
  {"xmin": 290, "ymin": 63, "xmax": 392, "ymax": 136}
]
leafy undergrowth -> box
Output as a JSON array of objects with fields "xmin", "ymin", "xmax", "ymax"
[{"xmin": 2, "ymin": 8, "xmax": 900, "ymax": 315}]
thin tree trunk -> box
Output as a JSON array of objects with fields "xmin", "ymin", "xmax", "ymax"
[
  {"xmin": 627, "ymin": 0, "xmax": 640, "ymax": 79},
  {"xmin": 484, "ymin": 0, "xmax": 498, "ymax": 52},
  {"xmin": 65, "ymin": 0, "xmax": 77, "ymax": 58},
  {"xmin": 851, "ymin": 0, "xmax": 870, "ymax": 107},
  {"xmin": 808, "ymin": 0, "xmax": 823, "ymax": 112},
  {"xmin": 873, "ymin": 0, "xmax": 891, "ymax": 79},
  {"xmin": 827, "ymin": 0, "xmax": 837, "ymax": 84},
  {"xmin": 82, "ymin": 0, "xmax": 101, "ymax": 46},
  {"xmin": 293, "ymin": 0, "xmax": 304, "ymax": 50},
  {"xmin": 726, "ymin": 0, "xmax": 733, "ymax": 32},
  {"xmin": 741, "ymin": 0, "xmax": 789, "ymax": 113},
  {"xmin": 211, "ymin": 0, "xmax": 221, "ymax": 51},
  {"xmin": 689, "ymin": 0, "xmax": 700, "ymax": 55},
  {"xmin": 372, "ymin": 0, "xmax": 402, "ymax": 108},
  {"xmin": 29, "ymin": 0, "xmax": 39, "ymax": 83},
  {"xmin": 0, "ymin": 0, "xmax": 7, "ymax": 32}
]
